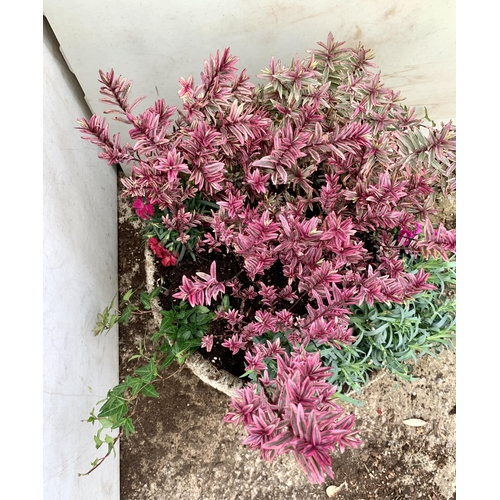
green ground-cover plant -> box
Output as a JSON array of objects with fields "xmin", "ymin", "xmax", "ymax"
[
  {"xmin": 78, "ymin": 33, "xmax": 456, "ymax": 484},
  {"xmin": 320, "ymin": 255, "xmax": 456, "ymax": 394}
]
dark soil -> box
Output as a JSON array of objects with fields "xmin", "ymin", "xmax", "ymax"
[
  {"xmin": 116, "ymin": 169, "xmax": 456, "ymax": 500},
  {"xmin": 153, "ymin": 248, "xmax": 248, "ymax": 375}
]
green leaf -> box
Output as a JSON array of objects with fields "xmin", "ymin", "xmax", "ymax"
[
  {"xmin": 332, "ymin": 390, "xmax": 365, "ymax": 406},
  {"xmin": 159, "ymin": 352, "xmax": 176, "ymax": 370},
  {"xmin": 108, "ymin": 315, "xmax": 118, "ymax": 330},
  {"xmin": 151, "ymin": 331, "xmax": 165, "ymax": 344},
  {"xmin": 423, "ymin": 106, "xmax": 436, "ymax": 127},
  {"xmin": 94, "ymin": 435, "xmax": 103, "ymax": 449},
  {"xmin": 128, "ymin": 377, "xmax": 144, "ymax": 397},
  {"xmin": 122, "ymin": 289, "xmax": 134, "ymax": 302},
  {"xmin": 199, "ymin": 199, "xmax": 220, "ymax": 210},
  {"xmin": 92, "ymin": 324, "xmax": 105, "ymax": 336},
  {"xmin": 222, "ymin": 295, "xmax": 231, "ymax": 311},
  {"xmin": 97, "ymin": 397, "xmax": 127, "ymax": 420},
  {"xmin": 140, "ymin": 292, "xmax": 151, "ymax": 310},
  {"xmin": 175, "ymin": 349, "xmax": 192, "ymax": 365},
  {"xmin": 119, "ymin": 304, "xmax": 133, "ymax": 325},
  {"xmin": 180, "ymin": 329, "xmax": 193, "ymax": 341},
  {"xmin": 120, "ymin": 417, "xmax": 136, "ymax": 438},
  {"xmin": 178, "ymin": 245, "xmax": 187, "ymax": 262},
  {"xmin": 134, "ymin": 358, "xmax": 157, "ymax": 382},
  {"xmin": 98, "ymin": 417, "xmax": 114, "ymax": 429},
  {"xmin": 140, "ymin": 384, "xmax": 159, "ymax": 398}
]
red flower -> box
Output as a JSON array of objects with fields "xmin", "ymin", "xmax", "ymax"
[
  {"xmin": 161, "ymin": 255, "xmax": 172, "ymax": 266},
  {"xmin": 148, "ymin": 238, "xmax": 177, "ymax": 267},
  {"xmin": 132, "ymin": 198, "xmax": 155, "ymax": 219}
]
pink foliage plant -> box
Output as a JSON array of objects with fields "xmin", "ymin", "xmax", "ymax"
[
  {"xmin": 224, "ymin": 346, "xmax": 362, "ymax": 483},
  {"xmin": 77, "ymin": 33, "xmax": 456, "ymax": 483}
]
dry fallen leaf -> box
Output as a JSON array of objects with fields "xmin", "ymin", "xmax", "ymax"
[
  {"xmin": 403, "ymin": 418, "xmax": 427, "ymax": 427},
  {"xmin": 326, "ymin": 482, "xmax": 347, "ymax": 497}
]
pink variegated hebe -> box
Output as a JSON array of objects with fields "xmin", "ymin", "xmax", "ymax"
[
  {"xmin": 78, "ymin": 33, "xmax": 456, "ymax": 485},
  {"xmin": 221, "ymin": 334, "xmax": 247, "ymax": 355},
  {"xmin": 243, "ymin": 350, "xmax": 267, "ymax": 373},
  {"xmin": 172, "ymin": 261, "xmax": 225, "ymax": 306},
  {"xmin": 225, "ymin": 347, "xmax": 363, "ymax": 484},
  {"xmin": 398, "ymin": 223, "xmax": 423, "ymax": 246},
  {"xmin": 201, "ymin": 334, "xmax": 214, "ymax": 353},
  {"xmin": 417, "ymin": 220, "xmax": 456, "ymax": 260}
]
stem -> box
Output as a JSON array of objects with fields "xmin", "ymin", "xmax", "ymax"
[
  {"xmin": 287, "ymin": 290, "xmax": 309, "ymax": 312},
  {"xmin": 78, "ymin": 431, "xmax": 123, "ymax": 477},
  {"xmin": 227, "ymin": 268, "xmax": 246, "ymax": 282}
]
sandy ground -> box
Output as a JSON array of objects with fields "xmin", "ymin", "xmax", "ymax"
[{"xmin": 119, "ymin": 342, "xmax": 455, "ymax": 500}]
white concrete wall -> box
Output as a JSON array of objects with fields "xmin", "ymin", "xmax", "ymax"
[
  {"xmin": 43, "ymin": 18, "xmax": 119, "ymax": 500},
  {"xmin": 43, "ymin": 1, "xmax": 455, "ymax": 178}
]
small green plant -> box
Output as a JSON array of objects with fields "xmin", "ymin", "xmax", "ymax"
[
  {"xmin": 91, "ymin": 287, "xmax": 159, "ymax": 336},
  {"xmin": 320, "ymin": 255, "xmax": 456, "ymax": 394},
  {"xmin": 152, "ymin": 300, "xmax": 216, "ymax": 366},
  {"xmin": 80, "ymin": 289, "xmax": 214, "ymax": 475}
]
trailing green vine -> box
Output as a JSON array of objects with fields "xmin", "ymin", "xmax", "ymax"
[{"xmin": 80, "ymin": 288, "xmax": 214, "ymax": 475}]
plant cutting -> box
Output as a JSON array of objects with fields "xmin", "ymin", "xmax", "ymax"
[{"xmin": 77, "ymin": 32, "xmax": 456, "ymax": 484}]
